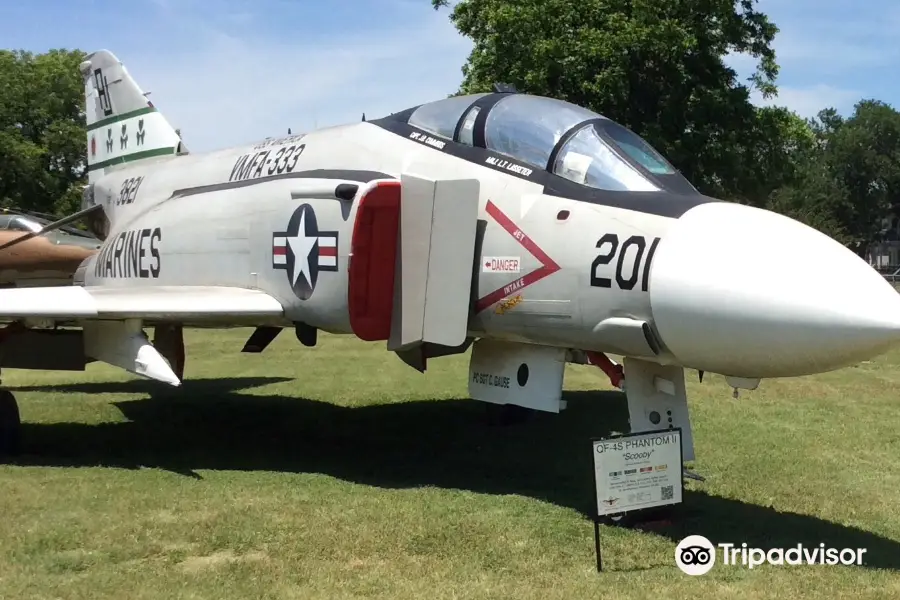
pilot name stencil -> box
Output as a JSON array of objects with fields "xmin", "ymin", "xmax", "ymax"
[
  {"xmin": 408, "ymin": 131, "xmax": 446, "ymax": 150},
  {"xmin": 484, "ymin": 156, "xmax": 533, "ymax": 177},
  {"xmin": 94, "ymin": 227, "xmax": 162, "ymax": 279},
  {"xmin": 272, "ymin": 203, "xmax": 338, "ymax": 300}
]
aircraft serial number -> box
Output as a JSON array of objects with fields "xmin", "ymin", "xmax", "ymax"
[
  {"xmin": 589, "ymin": 234, "xmax": 661, "ymax": 292},
  {"xmin": 228, "ymin": 143, "xmax": 306, "ymax": 182},
  {"xmin": 117, "ymin": 176, "xmax": 143, "ymax": 206}
]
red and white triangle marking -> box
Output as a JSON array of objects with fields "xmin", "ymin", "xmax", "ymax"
[{"xmin": 475, "ymin": 200, "xmax": 561, "ymax": 313}]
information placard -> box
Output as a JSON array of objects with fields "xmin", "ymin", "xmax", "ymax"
[{"xmin": 591, "ymin": 428, "xmax": 683, "ymax": 517}]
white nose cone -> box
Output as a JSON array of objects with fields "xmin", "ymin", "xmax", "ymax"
[{"xmin": 650, "ymin": 202, "xmax": 900, "ymax": 377}]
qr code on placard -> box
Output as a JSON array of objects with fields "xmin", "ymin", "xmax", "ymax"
[{"xmin": 661, "ymin": 485, "xmax": 674, "ymax": 500}]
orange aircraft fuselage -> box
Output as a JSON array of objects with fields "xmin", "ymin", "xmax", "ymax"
[{"xmin": 0, "ymin": 232, "xmax": 98, "ymax": 286}]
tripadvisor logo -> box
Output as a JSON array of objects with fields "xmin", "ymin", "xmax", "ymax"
[
  {"xmin": 675, "ymin": 535, "xmax": 867, "ymax": 575},
  {"xmin": 676, "ymin": 535, "xmax": 716, "ymax": 575}
]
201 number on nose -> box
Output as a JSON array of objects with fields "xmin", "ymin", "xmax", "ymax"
[{"xmin": 589, "ymin": 234, "xmax": 661, "ymax": 292}]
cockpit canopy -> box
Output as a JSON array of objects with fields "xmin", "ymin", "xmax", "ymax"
[{"xmin": 405, "ymin": 92, "xmax": 692, "ymax": 194}]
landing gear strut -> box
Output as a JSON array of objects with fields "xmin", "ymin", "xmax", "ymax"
[
  {"xmin": 153, "ymin": 324, "xmax": 185, "ymax": 380},
  {"xmin": 585, "ymin": 351, "xmax": 624, "ymax": 389},
  {"xmin": 0, "ymin": 386, "xmax": 21, "ymax": 457}
]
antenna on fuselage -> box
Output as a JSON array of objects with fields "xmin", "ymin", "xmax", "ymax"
[
  {"xmin": 174, "ymin": 128, "xmax": 188, "ymax": 155},
  {"xmin": 492, "ymin": 82, "xmax": 518, "ymax": 93},
  {"xmin": 288, "ymin": 128, "xmax": 291, "ymax": 135},
  {"xmin": 362, "ymin": 112, "xmax": 366, "ymax": 122}
]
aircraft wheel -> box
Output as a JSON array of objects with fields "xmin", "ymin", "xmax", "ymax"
[{"xmin": 0, "ymin": 390, "xmax": 21, "ymax": 457}]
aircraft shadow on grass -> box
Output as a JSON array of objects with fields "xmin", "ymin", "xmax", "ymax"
[{"xmin": 6, "ymin": 377, "xmax": 900, "ymax": 571}]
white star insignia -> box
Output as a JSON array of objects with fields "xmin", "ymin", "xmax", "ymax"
[{"xmin": 286, "ymin": 208, "xmax": 317, "ymax": 287}]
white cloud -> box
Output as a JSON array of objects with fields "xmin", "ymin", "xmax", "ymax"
[
  {"xmin": 118, "ymin": 1, "xmax": 472, "ymax": 152},
  {"xmin": 724, "ymin": 0, "xmax": 900, "ymax": 118},
  {"xmin": 772, "ymin": 35, "xmax": 899, "ymax": 73},
  {"xmin": 751, "ymin": 84, "xmax": 862, "ymax": 118},
  {"xmin": 724, "ymin": 51, "xmax": 862, "ymax": 117},
  {"xmin": 111, "ymin": 0, "xmax": 895, "ymax": 149}
]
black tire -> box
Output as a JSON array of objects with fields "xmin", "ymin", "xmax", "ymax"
[{"xmin": 0, "ymin": 390, "xmax": 21, "ymax": 457}]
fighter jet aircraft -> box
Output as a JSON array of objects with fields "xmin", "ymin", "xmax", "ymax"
[
  {"xmin": 0, "ymin": 49, "xmax": 898, "ymax": 458},
  {"xmin": 0, "ymin": 209, "xmax": 101, "ymax": 287}
]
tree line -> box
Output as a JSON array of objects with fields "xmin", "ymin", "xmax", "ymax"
[
  {"xmin": 0, "ymin": 49, "xmax": 86, "ymax": 216},
  {"xmin": 431, "ymin": 0, "xmax": 900, "ymax": 256},
  {"xmin": 2, "ymin": 0, "xmax": 899, "ymax": 257}
]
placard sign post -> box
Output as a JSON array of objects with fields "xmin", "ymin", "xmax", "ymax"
[{"xmin": 591, "ymin": 428, "xmax": 684, "ymax": 572}]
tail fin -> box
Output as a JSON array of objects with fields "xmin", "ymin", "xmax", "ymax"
[{"xmin": 80, "ymin": 50, "xmax": 186, "ymax": 183}]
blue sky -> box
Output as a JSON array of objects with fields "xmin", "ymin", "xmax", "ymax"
[{"xmin": 3, "ymin": 0, "xmax": 898, "ymax": 152}]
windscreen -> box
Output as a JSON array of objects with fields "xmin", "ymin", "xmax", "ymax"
[
  {"xmin": 483, "ymin": 95, "xmax": 599, "ymax": 169},
  {"xmin": 408, "ymin": 93, "xmax": 489, "ymax": 140},
  {"xmin": 598, "ymin": 120, "xmax": 676, "ymax": 175},
  {"xmin": 553, "ymin": 124, "xmax": 659, "ymax": 191}
]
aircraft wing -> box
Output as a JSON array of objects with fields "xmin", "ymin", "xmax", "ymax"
[
  {"xmin": 0, "ymin": 286, "xmax": 284, "ymax": 388},
  {"xmin": 0, "ymin": 285, "xmax": 284, "ymax": 320}
]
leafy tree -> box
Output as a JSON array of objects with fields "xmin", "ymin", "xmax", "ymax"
[
  {"xmin": 431, "ymin": 0, "xmax": 781, "ymax": 201},
  {"xmin": 822, "ymin": 100, "xmax": 900, "ymax": 252},
  {"xmin": 0, "ymin": 48, "xmax": 87, "ymax": 215},
  {"xmin": 766, "ymin": 158, "xmax": 850, "ymax": 244},
  {"xmin": 733, "ymin": 106, "xmax": 817, "ymax": 206},
  {"xmin": 810, "ymin": 107, "xmax": 844, "ymax": 143},
  {"xmin": 771, "ymin": 101, "xmax": 900, "ymax": 253},
  {"xmin": 760, "ymin": 107, "xmax": 849, "ymax": 242}
]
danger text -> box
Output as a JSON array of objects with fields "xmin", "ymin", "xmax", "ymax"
[{"xmin": 483, "ymin": 256, "xmax": 520, "ymax": 273}]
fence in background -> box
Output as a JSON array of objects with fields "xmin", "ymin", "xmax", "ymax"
[{"xmin": 868, "ymin": 241, "xmax": 900, "ymax": 281}]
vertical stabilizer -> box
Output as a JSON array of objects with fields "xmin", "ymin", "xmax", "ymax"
[{"xmin": 80, "ymin": 50, "xmax": 185, "ymax": 183}]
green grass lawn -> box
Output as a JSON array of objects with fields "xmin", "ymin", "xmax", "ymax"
[{"xmin": 0, "ymin": 328, "xmax": 899, "ymax": 599}]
